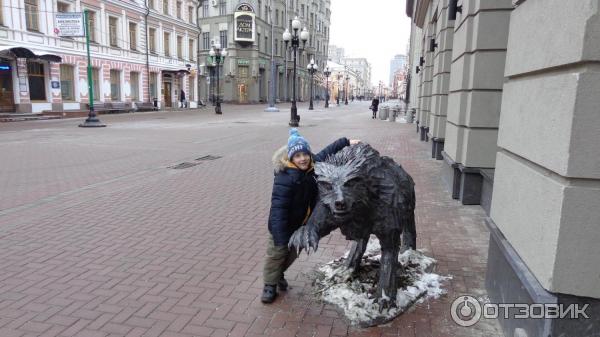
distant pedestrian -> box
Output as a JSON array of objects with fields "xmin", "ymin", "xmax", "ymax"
[
  {"xmin": 370, "ymin": 97, "xmax": 379, "ymax": 119},
  {"xmin": 261, "ymin": 129, "xmax": 360, "ymax": 304},
  {"xmin": 180, "ymin": 89, "xmax": 186, "ymax": 108}
]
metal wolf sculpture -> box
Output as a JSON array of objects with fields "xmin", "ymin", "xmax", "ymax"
[{"xmin": 289, "ymin": 143, "xmax": 416, "ymax": 309}]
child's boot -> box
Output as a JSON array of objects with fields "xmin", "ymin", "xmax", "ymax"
[{"xmin": 261, "ymin": 285, "xmax": 277, "ymax": 303}]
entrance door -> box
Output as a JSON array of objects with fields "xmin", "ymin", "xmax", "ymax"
[
  {"xmin": 163, "ymin": 82, "xmax": 172, "ymax": 107},
  {"xmin": 238, "ymin": 84, "xmax": 247, "ymax": 104},
  {"xmin": 0, "ymin": 64, "xmax": 14, "ymax": 112}
]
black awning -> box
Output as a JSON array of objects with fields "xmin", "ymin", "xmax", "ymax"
[
  {"xmin": 37, "ymin": 54, "xmax": 62, "ymax": 63},
  {"xmin": 0, "ymin": 46, "xmax": 62, "ymax": 62},
  {"xmin": 162, "ymin": 69, "xmax": 191, "ymax": 75}
]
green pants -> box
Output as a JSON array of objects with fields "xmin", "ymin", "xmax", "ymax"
[{"xmin": 263, "ymin": 235, "xmax": 298, "ymax": 285}]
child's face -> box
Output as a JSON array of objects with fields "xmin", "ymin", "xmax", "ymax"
[{"xmin": 292, "ymin": 152, "xmax": 311, "ymax": 171}]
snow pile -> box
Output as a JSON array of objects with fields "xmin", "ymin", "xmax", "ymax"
[{"xmin": 311, "ymin": 236, "xmax": 451, "ymax": 327}]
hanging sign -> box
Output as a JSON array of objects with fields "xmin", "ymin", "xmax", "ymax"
[
  {"xmin": 234, "ymin": 3, "xmax": 255, "ymax": 43},
  {"xmin": 55, "ymin": 12, "xmax": 85, "ymax": 37}
]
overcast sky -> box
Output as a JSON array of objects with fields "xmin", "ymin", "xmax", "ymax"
[{"xmin": 329, "ymin": 0, "xmax": 412, "ymax": 87}]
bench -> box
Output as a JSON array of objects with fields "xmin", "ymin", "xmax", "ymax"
[
  {"xmin": 135, "ymin": 102, "xmax": 158, "ymax": 112},
  {"xmin": 87, "ymin": 102, "xmax": 133, "ymax": 114}
]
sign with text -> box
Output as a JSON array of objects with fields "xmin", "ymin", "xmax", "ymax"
[
  {"xmin": 234, "ymin": 3, "xmax": 255, "ymax": 43},
  {"xmin": 55, "ymin": 12, "xmax": 85, "ymax": 37}
]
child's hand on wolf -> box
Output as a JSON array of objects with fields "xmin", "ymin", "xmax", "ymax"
[{"xmin": 350, "ymin": 139, "xmax": 361, "ymax": 145}]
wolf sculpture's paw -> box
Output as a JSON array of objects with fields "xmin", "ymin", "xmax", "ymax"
[
  {"xmin": 288, "ymin": 226, "xmax": 320, "ymax": 254},
  {"xmin": 376, "ymin": 291, "xmax": 397, "ymax": 313}
]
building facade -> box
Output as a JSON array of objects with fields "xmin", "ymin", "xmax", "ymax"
[
  {"xmin": 0, "ymin": 0, "xmax": 331, "ymax": 113},
  {"xmin": 388, "ymin": 54, "xmax": 406, "ymax": 87},
  {"xmin": 343, "ymin": 57, "xmax": 371, "ymax": 98},
  {"xmin": 198, "ymin": 0, "xmax": 331, "ymax": 104},
  {"xmin": 406, "ymin": 0, "xmax": 600, "ymax": 336},
  {"xmin": 0, "ymin": 0, "xmax": 201, "ymax": 113}
]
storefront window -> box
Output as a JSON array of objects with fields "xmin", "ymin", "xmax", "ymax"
[
  {"xmin": 60, "ymin": 64, "xmax": 74, "ymax": 101},
  {"xmin": 110, "ymin": 70, "xmax": 120, "ymax": 101},
  {"xmin": 150, "ymin": 73, "xmax": 157, "ymax": 99},
  {"xmin": 91, "ymin": 67, "xmax": 100, "ymax": 101},
  {"xmin": 27, "ymin": 61, "xmax": 45, "ymax": 101}
]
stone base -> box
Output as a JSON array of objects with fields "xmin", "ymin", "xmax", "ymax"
[
  {"xmin": 16, "ymin": 103, "xmax": 32, "ymax": 113},
  {"xmin": 480, "ymin": 169, "xmax": 495, "ymax": 216},
  {"xmin": 441, "ymin": 152, "xmax": 488, "ymax": 205},
  {"xmin": 485, "ymin": 219, "xmax": 600, "ymax": 337},
  {"xmin": 441, "ymin": 151, "xmax": 460, "ymax": 199},
  {"xmin": 431, "ymin": 138, "xmax": 444, "ymax": 160}
]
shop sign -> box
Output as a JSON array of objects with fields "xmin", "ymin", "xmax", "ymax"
[
  {"xmin": 237, "ymin": 59, "xmax": 250, "ymax": 65},
  {"xmin": 51, "ymin": 81, "xmax": 60, "ymax": 89},
  {"xmin": 55, "ymin": 12, "xmax": 85, "ymax": 37},
  {"xmin": 234, "ymin": 3, "xmax": 255, "ymax": 43}
]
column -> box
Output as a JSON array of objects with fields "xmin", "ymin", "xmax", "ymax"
[
  {"xmin": 442, "ymin": 0, "xmax": 512, "ymax": 206},
  {"xmin": 486, "ymin": 1, "xmax": 600, "ymax": 336},
  {"xmin": 428, "ymin": 0, "xmax": 455, "ymax": 159},
  {"xmin": 16, "ymin": 59, "xmax": 31, "ymax": 113}
]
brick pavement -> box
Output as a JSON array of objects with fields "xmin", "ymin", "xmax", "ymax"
[{"xmin": 0, "ymin": 102, "xmax": 503, "ymax": 336}]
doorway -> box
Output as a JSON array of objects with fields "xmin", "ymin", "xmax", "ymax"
[
  {"xmin": 238, "ymin": 84, "xmax": 247, "ymax": 104},
  {"xmin": 0, "ymin": 62, "xmax": 14, "ymax": 112},
  {"xmin": 163, "ymin": 82, "xmax": 172, "ymax": 107}
]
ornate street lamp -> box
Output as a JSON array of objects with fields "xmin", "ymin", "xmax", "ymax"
[
  {"xmin": 283, "ymin": 17, "xmax": 309, "ymax": 127},
  {"xmin": 306, "ymin": 58, "xmax": 318, "ymax": 110},
  {"xmin": 209, "ymin": 41, "xmax": 227, "ymax": 114},
  {"xmin": 336, "ymin": 73, "xmax": 342, "ymax": 105},
  {"xmin": 324, "ymin": 65, "xmax": 331, "ymax": 108}
]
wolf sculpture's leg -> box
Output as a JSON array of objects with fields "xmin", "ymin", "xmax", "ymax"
[
  {"xmin": 375, "ymin": 230, "xmax": 402, "ymax": 311},
  {"xmin": 345, "ymin": 238, "xmax": 368, "ymax": 271},
  {"xmin": 400, "ymin": 213, "xmax": 417, "ymax": 253}
]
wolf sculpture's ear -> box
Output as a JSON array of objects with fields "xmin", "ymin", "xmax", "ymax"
[{"xmin": 315, "ymin": 162, "xmax": 333, "ymax": 177}]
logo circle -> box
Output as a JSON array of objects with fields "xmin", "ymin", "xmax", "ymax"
[{"xmin": 451, "ymin": 295, "xmax": 482, "ymax": 327}]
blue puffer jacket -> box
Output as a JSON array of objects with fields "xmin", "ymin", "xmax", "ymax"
[{"xmin": 268, "ymin": 137, "xmax": 350, "ymax": 246}]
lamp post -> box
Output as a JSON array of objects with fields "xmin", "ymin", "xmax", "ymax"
[
  {"xmin": 209, "ymin": 41, "xmax": 227, "ymax": 114},
  {"xmin": 283, "ymin": 17, "xmax": 309, "ymax": 127},
  {"xmin": 307, "ymin": 58, "xmax": 318, "ymax": 110},
  {"xmin": 336, "ymin": 73, "xmax": 341, "ymax": 105},
  {"xmin": 324, "ymin": 66, "xmax": 331, "ymax": 108},
  {"xmin": 344, "ymin": 74, "xmax": 350, "ymax": 105}
]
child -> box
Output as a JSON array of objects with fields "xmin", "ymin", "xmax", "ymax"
[{"xmin": 262, "ymin": 129, "xmax": 360, "ymax": 303}]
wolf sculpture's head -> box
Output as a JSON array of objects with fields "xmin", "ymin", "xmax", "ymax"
[{"xmin": 315, "ymin": 143, "xmax": 380, "ymax": 222}]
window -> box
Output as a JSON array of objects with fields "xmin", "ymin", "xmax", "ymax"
[
  {"xmin": 219, "ymin": 30, "xmax": 227, "ymax": 49},
  {"xmin": 109, "ymin": 17, "xmax": 118, "ymax": 47},
  {"xmin": 238, "ymin": 65, "xmax": 248, "ymax": 78},
  {"xmin": 87, "ymin": 11, "xmax": 97, "ymax": 42},
  {"xmin": 129, "ymin": 22, "xmax": 137, "ymax": 50},
  {"xmin": 25, "ymin": 0, "xmax": 39, "ymax": 31},
  {"xmin": 57, "ymin": 2, "xmax": 69, "ymax": 13},
  {"xmin": 202, "ymin": 32, "xmax": 210, "ymax": 50},
  {"xmin": 164, "ymin": 32, "xmax": 170, "ymax": 56},
  {"xmin": 59, "ymin": 65, "xmax": 74, "ymax": 101},
  {"xmin": 257, "ymin": 32, "xmax": 260, "ymax": 51},
  {"xmin": 275, "ymin": 39, "xmax": 278, "ymax": 56},
  {"xmin": 189, "ymin": 39, "xmax": 195, "ymax": 61},
  {"xmin": 264, "ymin": 36, "xmax": 267, "ymax": 53},
  {"xmin": 219, "ymin": 1, "xmax": 226, "ymax": 15},
  {"xmin": 163, "ymin": 0, "xmax": 168, "ymax": 15},
  {"xmin": 92, "ymin": 67, "xmax": 100, "ymax": 101},
  {"xmin": 149, "ymin": 0, "xmax": 155, "ymax": 10},
  {"xmin": 258, "ymin": 0, "xmax": 261, "ymax": 17},
  {"xmin": 177, "ymin": 36, "xmax": 183, "ymax": 59},
  {"xmin": 300, "ymin": 4, "xmax": 304, "ymax": 18},
  {"xmin": 202, "ymin": 1, "xmax": 208, "ymax": 17},
  {"xmin": 149, "ymin": 28, "xmax": 156, "ymax": 53},
  {"xmin": 0, "ymin": 1, "xmax": 3, "ymax": 26},
  {"xmin": 275, "ymin": 9, "xmax": 279, "ymax": 26},
  {"xmin": 130, "ymin": 72, "xmax": 139, "ymax": 101},
  {"xmin": 149, "ymin": 73, "xmax": 157, "ymax": 99},
  {"xmin": 27, "ymin": 61, "xmax": 45, "ymax": 101},
  {"xmin": 188, "ymin": 6, "xmax": 194, "ymax": 23},
  {"xmin": 110, "ymin": 70, "xmax": 120, "ymax": 101},
  {"xmin": 176, "ymin": 1, "xmax": 182, "ymax": 19}
]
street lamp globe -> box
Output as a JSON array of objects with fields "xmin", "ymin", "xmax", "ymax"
[
  {"xmin": 300, "ymin": 27, "xmax": 309, "ymax": 42},
  {"xmin": 209, "ymin": 48, "xmax": 216, "ymax": 57},
  {"xmin": 292, "ymin": 17, "xmax": 301, "ymax": 30},
  {"xmin": 214, "ymin": 42, "xmax": 221, "ymax": 50},
  {"xmin": 221, "ymin": 48, "xmax": 227, "ymax": 57},
  {"xmin": 283, "ymin": 29, "xmax": 291, "ymax": 42}
]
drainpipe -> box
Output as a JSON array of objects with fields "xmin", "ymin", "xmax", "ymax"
[
  {"xmin": 197, "ymin": 1, "xmax": 202, "ymax": 106},
  {"xmin": 144, "ymin": 0, "xmax": 151, "ymax": 104}
]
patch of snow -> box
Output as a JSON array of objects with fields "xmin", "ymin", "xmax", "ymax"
[{"xmin": 311, "ymin": 236, "xmax": 451, "ymax": 327}]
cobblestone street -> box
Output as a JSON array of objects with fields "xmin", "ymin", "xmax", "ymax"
[{"xmin": 0, "ymin": 103, "xmax": 503, "ymax": 337}]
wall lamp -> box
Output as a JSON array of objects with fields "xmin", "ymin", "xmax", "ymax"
[
  {"xmin": 419, "ymin": 56, "xmax": 425, "ymax": 66},
  {"xmin": 429, "ymin": 38, "xmax": 438, "ymax": 52},
  {"xmin": 449, "ymin": 0, "xmax": 462, "ymax": 20},
  {"xmin": 416, "ymin": 66, "xmax": 421, "ymax": 74}
]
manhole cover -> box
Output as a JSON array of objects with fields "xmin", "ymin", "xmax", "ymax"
[
  {"xmin": 168, "ymin": 162, "xmax": 201, "ymax": 169},
  {"xmin": 196, "ymin": 155, "xmax": 222, "ymax": 161}
]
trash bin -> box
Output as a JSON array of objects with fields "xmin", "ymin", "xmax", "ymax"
[
  {"xmin": 153, "ymin": 97, "xmax": 158, "ymax": 108},
  {"xmin": 379, "ymin": 106, "xmax": 389, "ymax": 120},
  {"xmin": 389, "ymin": 107, "xmax": 399, "ymax": 122}
]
